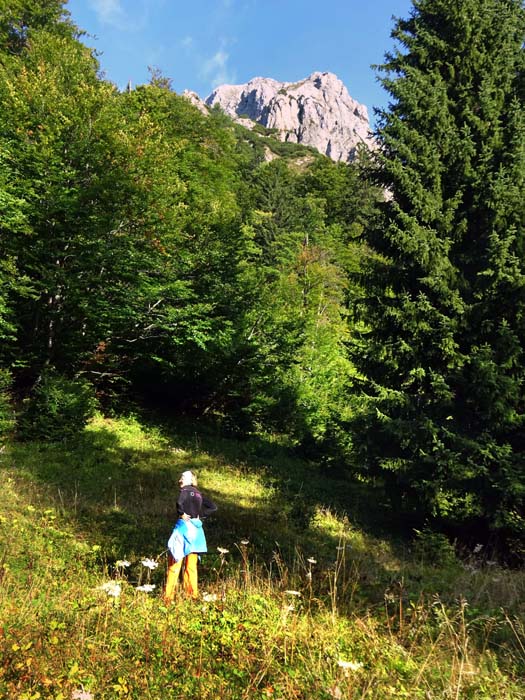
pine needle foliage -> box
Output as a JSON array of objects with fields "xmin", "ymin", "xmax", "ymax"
[{"xmin": 350, "ymin": 0, "xmax": 525, "ymax": 549}]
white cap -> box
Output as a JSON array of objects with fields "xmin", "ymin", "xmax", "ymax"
[{"xmin": 180, "ymin": 470, "xmax": 196, "ymax": 486}]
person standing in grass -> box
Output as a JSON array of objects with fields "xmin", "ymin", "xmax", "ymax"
[{"xmin": 164, "ymin": 470, "xmax": 217, "ymax": 601}]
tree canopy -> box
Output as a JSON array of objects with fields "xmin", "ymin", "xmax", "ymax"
[{"xmin": 349, "ymin": 0, "xmax": 525, "ymax": 549}]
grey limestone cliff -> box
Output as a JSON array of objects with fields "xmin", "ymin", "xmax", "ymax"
[{"xmin": 203, "ymin": 71, "xmax": 373, "ymax": 162}]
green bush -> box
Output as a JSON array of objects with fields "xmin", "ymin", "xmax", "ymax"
[
  {"xmin": 413, "ymin": 527, "xmax": 457, "ymax": 567},
  {"xmin": 19, "ymin": 371, "xmax": 98, "ymax": 441},
  {"xmin": 0, "ymin": 368, "xmax": 15, "ymax": 442}
]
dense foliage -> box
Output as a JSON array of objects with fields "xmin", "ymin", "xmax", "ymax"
[
  {"xmin": 349, "ymin": 0, "xmax": 525, "ymax": 550},
  {"xmin": 0, "ymin": 1, "xmax": 373, "ymax": 434},
  {"xmin": 0, "ymin": 0, "xmax": 523, "ymax": 555}
]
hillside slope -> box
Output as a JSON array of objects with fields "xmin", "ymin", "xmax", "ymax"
[{"xmin": 1, "ymin": 415, "xmax": 524, "ymax": 699}]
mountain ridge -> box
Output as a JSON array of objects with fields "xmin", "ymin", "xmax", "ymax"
[{"xmin": 185, "ymin": 71, "xmax": 374, "ymax": 162}]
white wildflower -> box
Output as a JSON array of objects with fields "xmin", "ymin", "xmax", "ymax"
[
  {"xmin": 284, "ymin": 590, "xmax": 301, "ymax": 596},
  {"xmin": 98, "ymin": 581, "xmax": 121, "ymax": 598},
  {"xmin": 217, "ymin": 547, "xmax": 229, "ymax": 555},
  {"xmin": 141, "ymin": 558, "xmax": 158, "ymax": 570},
  {"xmin": 462, "ymin": 563, "xmax": 477, "ymax": 573},
  {"xmin": 328, "ymin": 683, "xmax": 343, "ymax": 699},
  {"xmin": 307, "ymin": 557, "xmax": 317, "ymax": 564},
  {"xmin": 136, "ymin": 584, "xmax": 156, "ymax": 593},
  {"xmin": 473, "ymin": 543, "xmax": 484, "ymax": 554},
  {"xmin": 337, "ymin": 659, "xmax": 363, "ymax": 671},
  {"xmin": 115, "ymin": 560, "xmax": 130, "ymax": 568},
  {"xmin": 202, "ymin": 592, "xmax": 218, "ymax": 602},
  {"xmin": 72, "ymin": 690, "xmax": 94, "ymax": 700}
]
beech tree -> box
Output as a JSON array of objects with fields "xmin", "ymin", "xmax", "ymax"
[
  {"xmin": 0, "ymin": 0, "xmax": 380, "ymax": 450},
  {"xmin": 350, "ymin": 0, "xmax": 525, "ymax": 545},
  {"xmin": 0, "ymin": 0, "xmax": 73, "ymax": 55}
]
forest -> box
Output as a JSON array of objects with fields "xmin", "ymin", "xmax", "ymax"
[{"xmin": 0, "ymin": 0, "xmax": 524, "ymax": 559}]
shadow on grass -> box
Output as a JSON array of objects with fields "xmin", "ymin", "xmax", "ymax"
[
  {"xmin": 136, "ymin": 409, "xmax": 415, "ymax": 538},
  {"xmin": 3, "ymin": 413, "xmax": 409, "ymax": 603}
]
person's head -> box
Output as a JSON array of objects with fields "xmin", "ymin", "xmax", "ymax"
[{"xmin": 179, "ymin": 470, "xmax": 197, "ymax": 487}]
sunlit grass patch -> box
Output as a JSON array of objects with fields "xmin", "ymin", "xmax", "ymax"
[{"xmin": 1, "ymin": 415, "xmax": 524, "ymax": 699}]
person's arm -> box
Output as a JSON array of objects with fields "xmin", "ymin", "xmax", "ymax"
[
  {"xmin": 201, "ymin": 495, "xmax": 217, "ymax": 518},
  {"xmin": 176, "ymin": 490, "xmax": 188, "ymax": 518}
]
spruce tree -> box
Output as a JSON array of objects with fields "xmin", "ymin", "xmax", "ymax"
[{"xmin": 351, "ymin": 0, "xmax": 525, "ymax": 548}]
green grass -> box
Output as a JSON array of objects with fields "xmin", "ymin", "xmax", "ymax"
[{"xmin": 1, "ymin": 414, "xmax": 524, "ymax": 699}]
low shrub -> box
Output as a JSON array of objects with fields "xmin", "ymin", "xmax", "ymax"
[
  {"xmin": 413, "ymin": 526, "xmax": 457, "ymax": 567},
  {"xmin": 0, "ymin": 367, "xmax": 15, "ymax": 442},
  {"xmin": 18, "ymin": 371, "xmax": 98, "ymax": 441}
]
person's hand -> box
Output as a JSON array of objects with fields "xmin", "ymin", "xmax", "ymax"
[{"xmin": 182, "ymin": 513, "xmax": 191, "ymax": 521}]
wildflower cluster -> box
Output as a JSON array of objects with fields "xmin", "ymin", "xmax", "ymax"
[
  {"xmin": 141, "ymin": 558, "xmax": 159, "ymax": 570},
  {"xmin": 96, "ymin": 555, "xmax": 162, "ymax": 599}
]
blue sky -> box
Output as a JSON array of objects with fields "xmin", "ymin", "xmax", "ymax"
[{"xmin": 66, "ymin": 0, "xmax": 414, "ymax": 124}]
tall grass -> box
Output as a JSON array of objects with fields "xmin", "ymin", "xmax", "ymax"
[{"xmin": 1, "ymin": 415, "xmax": 524, "ymax": 699}]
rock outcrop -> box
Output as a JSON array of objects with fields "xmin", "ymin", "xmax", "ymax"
[
  {"xmin": 182, "ymin": 89, "xmax": 209, "ymax": 115},
  {"xmin": 203, "ymin": 71, "xmax": 373, "ymax": 162}
]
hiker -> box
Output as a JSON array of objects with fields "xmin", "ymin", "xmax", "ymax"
[{"xmin": 164, "ymin": 470, "xmax": 217, "ymax": 601}]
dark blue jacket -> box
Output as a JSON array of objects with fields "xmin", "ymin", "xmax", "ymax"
[{"xmin": 177, "ymin": 485, "xmax": 217, "ymax": 520}]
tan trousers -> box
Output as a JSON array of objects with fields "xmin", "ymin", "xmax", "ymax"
[{"xmin": 164, "ymin": 552, "xmax": 199, "ymax": 601}]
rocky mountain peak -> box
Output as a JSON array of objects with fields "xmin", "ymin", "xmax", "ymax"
[{"xmin": 204, "ymin": 71, "xmax": 373, "ymax": 162}]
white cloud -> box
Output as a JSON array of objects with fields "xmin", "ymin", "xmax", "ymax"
[
  {"xmin": 181, "ymin": 36, "xmax": 194, "ymax": 49},
  {"xmin": 89, "ymin": 0, "xmax": 126, "ymax": 27},
  {"xmin": 201, "ymin": 48, "xmax": 236, "ymax": 87}
]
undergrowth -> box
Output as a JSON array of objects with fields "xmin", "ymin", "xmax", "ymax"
[{"xmin": 0, "ymin": 414, "xmax": 524, "ymax": 699}]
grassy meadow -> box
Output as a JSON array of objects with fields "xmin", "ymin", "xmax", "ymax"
[{"xmin": 1, "ymin": 414, "xmax": 524, "ymax": 699}]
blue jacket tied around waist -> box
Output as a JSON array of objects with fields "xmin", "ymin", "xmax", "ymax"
[{"xmin": 167, "ymin": 518, "xmax": 207, "ymax": 562}]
